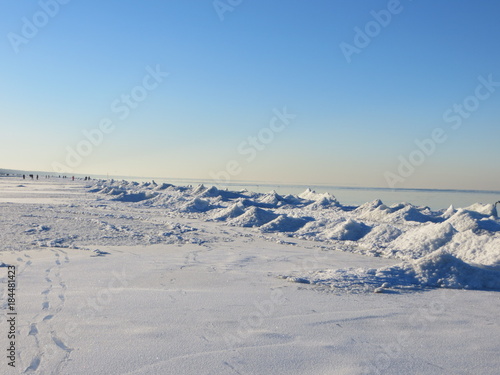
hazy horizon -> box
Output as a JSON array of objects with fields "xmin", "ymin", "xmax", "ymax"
[{"xmin": 3, "ymin": 167, "xmax": 500, "ymax": 198}]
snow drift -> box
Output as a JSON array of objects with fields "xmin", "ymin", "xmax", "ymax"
[
  {"xmin": 87, "ymin": 180, "xmax": 500, "ymax": 291},
  {"xmin": 284, "ymin": 250, "xmax": 500, "ymax": 292}
]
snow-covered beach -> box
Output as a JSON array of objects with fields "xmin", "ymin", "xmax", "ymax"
[{"xmin": 1, "ymin": 177, "xmax": 499, "ymax": 374}]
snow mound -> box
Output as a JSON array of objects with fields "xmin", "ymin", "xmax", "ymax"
[
  {"xmin": 408, "ymin": 250, "xmax": 500, "ymax": 290},
  {"xmin": 192, "ymin": 184, "xmax": 207, "ymax": 195},
  {"xmin": 299, "ymin": 188, "xmax": 338, "ymax": 205},
  {"xmin": 354, "ymin": 199, "xmax": 386, "ymax": 214},
  {"xmin": 100, "ymin": 187, "xmax": 125, "ymax": 196},
  {"xmin": 325, "ymin": 219, "xmax": 371, "ymax": 241},
  {"xmin": 445, "ymin": 209, "xmax": 500, "ymax": 233},
  {"xmin": 360, "ymin": 224, "xmax": 403, "ymax": 250},
  {"xmin": 464, "ymin": 202, "xmax": 497, "ymax": 217},
  {"xmin": 154, "ymin": 183, "xmax": 173, "ymax": 190},
  {"xmin": 357, "ymin": 201, "xmax": 437, "ymax": 224},
  {"xmin": 442, "ymin": 231, "xmax": 500, "ymax": 266},
  {"xmin": 399, "ymin": 206, "xmax": 437, "ymax": 223},
  {"xmin": 445, "ymin": 209, "xmax": 480, "ymax": 232},
  {"xmin": 389, "ymin": 222, "xmax": 456, "ymax": 259},
  {"xmin": 258, "ymin": 191, "xmax": 285, "ymax": 206},
  {"xmin": 259, "ymin": 215, "xmax": 309, "ymax": 233},
  {"xmin": 229, "ymin": 206, "xmax": 278, "ymax": 227},
  {"xmin": 285, "ymin": 250, "xmax": 500, "ymax": 292},
  {"xmin": 442, "ymin": 204, "xmax": 456, "ymax": 219},
  {"xmin": 211, "ymin": 202, "xmax": 245, "ymax": 221},
  {"xmin": 111, "ymin": 191, "xmax": 157, "ymax": 203},
  {"xmin": 309, "ymin": 196, "xmax": 340, "ymax": 209},
  {"xmin": 181, "ymin": 197, "xmax": 212, "ymax": 212},
  {"xmin": 197, "ymin": 185, "xmax": 220, "ymax": 197}
]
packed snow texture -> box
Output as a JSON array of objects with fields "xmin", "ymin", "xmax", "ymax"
[{"xmin": 1, "ymin": 178, "xmax": 500, "ymax": 375}]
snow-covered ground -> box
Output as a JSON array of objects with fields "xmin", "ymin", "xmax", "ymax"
[{"xmin": 1, "ymin": 177, "xmax": 499, "ymax": 374}]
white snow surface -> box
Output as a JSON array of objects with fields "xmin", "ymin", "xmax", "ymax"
[{"xmin": 0, "ymin": 177, "xmax": 499, "ymax": 374}]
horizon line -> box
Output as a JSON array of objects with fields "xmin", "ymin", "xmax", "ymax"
[{"xmin": 2, "ymin": 167, "xmax": 500, "ymax": 196}]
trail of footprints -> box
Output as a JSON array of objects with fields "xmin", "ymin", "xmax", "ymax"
[{"xmin": 21, "ymin": 249, "xmax": 72, "ymax": 374}]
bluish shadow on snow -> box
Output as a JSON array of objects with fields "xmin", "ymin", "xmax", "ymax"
[
  {"xmin": 259, "ymin": 215, "xmax": 313, "ymax": 233},
  {"xmin": 111, "ymin": 192, "xmax": 158, "ymax": 203},
  {"xmin": 325, "ymin": 219, "xmax": 372, "ymax": 241},
  {"xmin": 91, "ymin": 249, "xmax": 110, "ymax": 257},
  {"xmin": 281, "ymin": 250, "xmax": 500, "ymax": 293}
]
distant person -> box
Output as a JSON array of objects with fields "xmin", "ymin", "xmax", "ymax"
[
  {"xmin": 23, "ymin": 175, "xmax": 25, "ymax": 180},
  {"xmin": 72, "ymin": 176, "xmax": 75, "ymax": 181}
]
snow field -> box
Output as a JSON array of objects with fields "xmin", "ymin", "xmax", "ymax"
[{"xmin": 0, "ymin": 177, "xmax": 499, "ymax": 374}]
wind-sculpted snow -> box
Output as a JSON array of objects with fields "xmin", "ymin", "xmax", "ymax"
[
  {"xmin": 282, "ymin": 250, "xmax": 500, "ymax": 292},
  {"xmin": 111, "ymin": 191, "xmax": 158, "ymax": 203},
  {"xmin": 87, "ymin": 180, "xmax": 500, "ymax": 291},
  {"xmin": 324, "ymin": 219, "xmax": 372, "ymax": 241}
]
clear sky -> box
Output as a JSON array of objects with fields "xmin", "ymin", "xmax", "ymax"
[{"xmin": 1, "ymin": 0, "xmax": 499, "ymax": 190}]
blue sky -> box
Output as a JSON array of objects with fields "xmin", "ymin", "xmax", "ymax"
[{"xmin": 1, "ymin": 0, "xmax": 499, "ymax": 190}]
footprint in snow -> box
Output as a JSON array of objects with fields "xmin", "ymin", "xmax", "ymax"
[
  {"xmin": 25, "ymin": 356, "xmax": 41, "ymax": 372},
  {"xmin": 52, "ymin": 336, "xmax": 72, "ymax": 352},
  {"xmin": 28, "ymin": 323, "xmax": 38, "ymax": 336}
]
